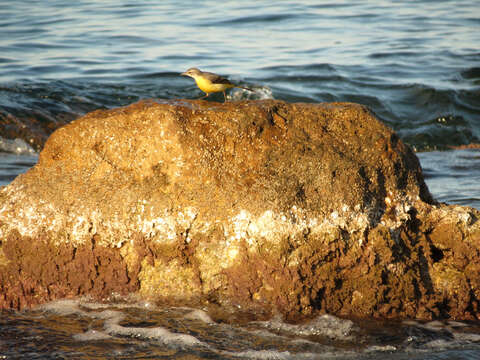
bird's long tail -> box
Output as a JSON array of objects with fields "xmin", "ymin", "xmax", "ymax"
[{"xmin": 235, "ymin": 85, "xmax": 254, "ymax": 92}]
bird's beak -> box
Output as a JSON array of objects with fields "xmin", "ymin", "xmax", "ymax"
[{"xmin": 181, "ymin": 72, "xmax": 188, "ymax": 76}]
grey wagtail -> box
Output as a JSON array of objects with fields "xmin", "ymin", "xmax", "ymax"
[{"xmin": 181, "ymin": 67, "xmax": 251, "ymax": 101}]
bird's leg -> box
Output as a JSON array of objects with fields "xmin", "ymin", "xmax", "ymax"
[
  {"xmin": 199, "ymin": 93, "xmax": 209, "ymax": 99},
  {"xmin": 223, "ymin": 91, "xmax": 227, "ymax": 102}
]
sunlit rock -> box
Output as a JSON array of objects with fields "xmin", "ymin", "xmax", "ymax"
[{"xmin": 0, "ymin": 99, "xmax": 479, "ymax": 320}]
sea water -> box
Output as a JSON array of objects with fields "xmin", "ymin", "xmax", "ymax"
[
  {"xmin": 2, "ymin": 297, "xmax": 480, "ymax": 359},
  {"xmin": 1, "ymin": 0, "xmax": 479, "ymax": 358}
]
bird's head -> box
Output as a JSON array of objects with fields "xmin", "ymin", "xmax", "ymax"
[{"xmin": 181, "ymin": 67, "xmax": 202, "ymax": 78}]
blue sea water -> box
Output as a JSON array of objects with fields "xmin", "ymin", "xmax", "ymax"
[{"xmin": 0, "ymin": 0, "xmax": 480, "ymax": 358}]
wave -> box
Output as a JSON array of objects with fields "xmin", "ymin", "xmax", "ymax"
[
  {"xmin": 0, "ymin": 298, "xmax": 475, "ymax": 359},
  {"xmin": 257, "ymin": 64, "xmax": 480, "ymax": 151},
  {"xmin": 0, "ymin": 68, "xmax": 479, "ymax": 152}
]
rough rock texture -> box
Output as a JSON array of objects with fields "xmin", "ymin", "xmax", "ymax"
[{"xmin": 1, "ymin": 99, "xmax": 479, "ymax": 320}]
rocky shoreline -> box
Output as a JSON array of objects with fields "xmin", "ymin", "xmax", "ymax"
[{"xmin": 1, "ymin": 99, "xmax": 479, "ymax": 320}]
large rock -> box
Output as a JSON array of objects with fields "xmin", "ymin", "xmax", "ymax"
[{"xmin": 0, "ymin": 99, "xmax": 479, "ymax": 320}]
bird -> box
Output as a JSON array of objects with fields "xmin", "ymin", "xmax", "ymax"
[{"xmin": 181, "ymin": 67, "xmax": 251, "ymax": 101}]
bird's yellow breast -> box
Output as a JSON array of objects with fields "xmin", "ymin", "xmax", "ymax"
[{"xmin": 194, "ymin": 76, "xmax": 234, "ymax": 94}]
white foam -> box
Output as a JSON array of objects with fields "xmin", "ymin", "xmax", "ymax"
[
  {"xmin": 422, "ymin": 338, "xmax": 456, "ymax": 349},
  {"xmin": 184, "ymin": 309, "xmax": 215, "ymax": 324},
  {"xmin": 226, "ymin": 350, "xmax": 292, "ymax": 359},
  {"xmin": 106, "ymin": 324, "xmax": 204, "ymax": 347},
  {"xmin": 422, "ymin": 320, "xmax": 445, "ymax": 330},
  {"xmin": 452, "ymin": 331, "xmax": 480, "ymax": 342},
  {"xmin": 95, "ymin": 309, "xmax": 125, "ymax": 321},
  {"xmin": 249, "ymin": 328, "xmax": 292, "ymax": 341},
  {"xmin": 101, "ymin": 309, "xmax": 205, "ymax": 348},
  {"xmin": 224, "ymin": 349, "xmax": 352, "ymax": 359},
  {"xmin": 38, "ymin": 299, "xmax": 206, "ymax": 349},
  {"xmin": 229, "ymin": 85, "xmax": 274, "ymax": 101},
  {"xmin": 38, "ymin": 299, "xmax": 480, "ymax": 358},
  {"xmin": 255, "ymin": 314, "xmax": 357, "ymax": 341},
  {"xmin": 37, "ymin": 299, "xmax": 83, "ymax": 316},
  {"xmin": 255, "ymin": 86, "xmax": 275, "ymax": 100},
  {"xmin": 0, "ymin": 137, "xmax": 37, "ymax": 155},
  {"xmin": 77, "ymin": 302, "xmax": 117, "ymax": 311},
  {"xmin": 402, "ymin": 319, "xmax": 420, "ymax": 326},
  {"xmin": 73, "ymin": 329, "xmax": 113, "ymax": 341},
  {"xmin": 365, "ymin": 345, "xmax": 397, "ymax": 352}
]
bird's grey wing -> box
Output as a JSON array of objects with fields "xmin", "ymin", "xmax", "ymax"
[{"xmin": 204, "ymin": 72, "xmax": 234, "ymax": 85}]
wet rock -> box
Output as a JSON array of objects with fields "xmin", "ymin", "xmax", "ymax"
[
  {"xmin": 0, "ymin": 107, "xmax": 73, "ymax": 152},
  {"xmin": 0, "ymin": 99, "xmax": 479, "ymax": 320}
]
